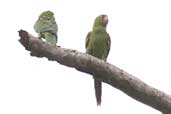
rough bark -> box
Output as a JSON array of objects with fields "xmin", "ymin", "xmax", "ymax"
[{"xmin": 18, "ymin": 30, "xmax": 171, "ymax": 114}]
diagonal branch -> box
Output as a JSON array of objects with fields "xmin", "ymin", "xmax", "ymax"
[{"xmin": 18, "ymin": 30, "xmax": 171, "ymax": 114}]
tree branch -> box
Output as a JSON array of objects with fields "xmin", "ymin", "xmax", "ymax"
[{"xmin": 18, "ymin": 30, "xmax": 171, "ymax": 114}]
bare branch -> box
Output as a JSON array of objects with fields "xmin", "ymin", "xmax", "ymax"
[{"xmin": 18, "ymin": 30, "xmax": 171, "ymax": 114}]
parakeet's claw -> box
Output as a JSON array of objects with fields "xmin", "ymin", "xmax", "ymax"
[{"xmin": 38, "ymin": 36, "xmax": 42, "ymax": 39}]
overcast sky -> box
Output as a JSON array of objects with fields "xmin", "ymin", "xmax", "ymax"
[{"xmin": 0, "ymin": 0, "xmax": 171, "ymax": 114}]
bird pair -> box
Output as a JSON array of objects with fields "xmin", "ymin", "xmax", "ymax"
[{"xmin": 34, "ymin": 11, "xmax": 111, "ymax": 106}]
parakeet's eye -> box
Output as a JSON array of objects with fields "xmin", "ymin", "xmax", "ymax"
[
  {"xmin": 101, "ymin": 15, "xmax": 107, "ymax": 19},
  {"xmin": 102, "ymin": 15, "xmax": 108, "ymax": 26}
]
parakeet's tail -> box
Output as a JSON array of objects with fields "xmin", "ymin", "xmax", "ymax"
[{"xmin": 94, "ymin": 77, "xmax": 102, "ymax": 106}]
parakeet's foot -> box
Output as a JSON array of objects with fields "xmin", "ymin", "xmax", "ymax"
[{"xmin": 38, "ymin": 36, "xmax": 42, "ymax": 39}]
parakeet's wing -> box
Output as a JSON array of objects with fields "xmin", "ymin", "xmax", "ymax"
[
  {"xmin": 106, "ymin": 33, "xmax": 111, "ymax": 58},
  {"xmin": 85, "ymin": 31, "xmax": 92, "ymax": 54},
  {"xmin": 43, "ymin": 32, "xmax": 57, "ymax": 46}
]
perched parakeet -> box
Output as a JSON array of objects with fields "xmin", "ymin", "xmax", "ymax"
[
  {"xmin": 34, "ymin": 11, "xmax": 58, "ymax": 46},
  {"xmin": 85, "ymin": 15, "xmax": 111, "ymax": 105}
]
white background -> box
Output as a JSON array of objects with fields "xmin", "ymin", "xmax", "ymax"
[{"xmin": 0, "ymin": 0, "xmax": 171, "ymax": 114}]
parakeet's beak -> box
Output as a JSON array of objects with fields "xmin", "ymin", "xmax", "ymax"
[{"xmin": 102, "ymin": 15, "xmax": 108, "ymax": 26}]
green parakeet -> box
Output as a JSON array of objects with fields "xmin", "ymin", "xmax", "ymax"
[
  {"xmin": 85, "ymin": 15, "xmax": 111, "ymax": 105},
  {"xmin": 34, "ymin": 11, "xmax": 58, "ymax": 46}
]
